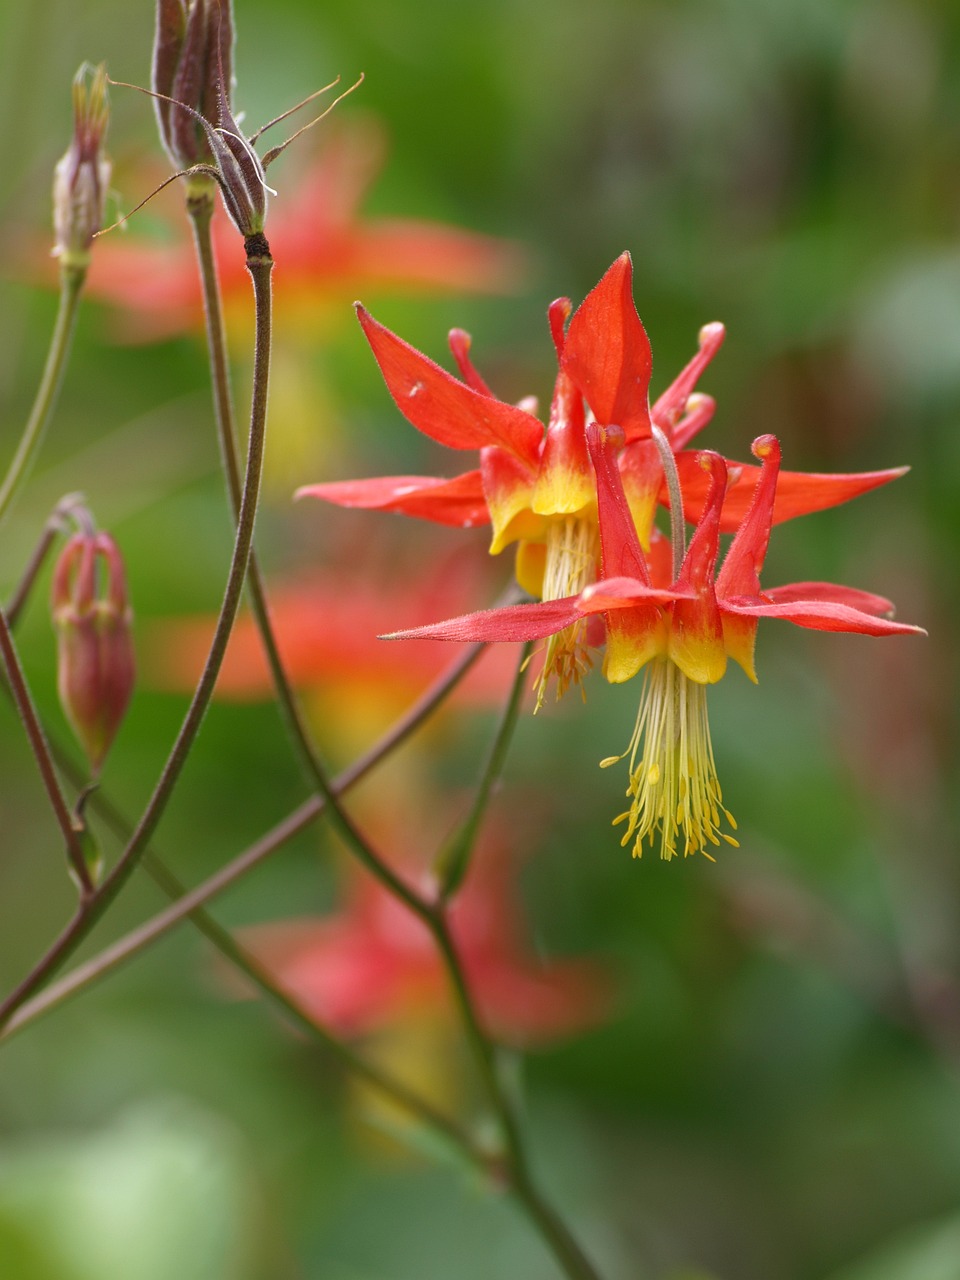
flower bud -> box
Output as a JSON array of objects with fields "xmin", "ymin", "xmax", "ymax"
[
  {"xmin": 153, "ymin": 0, "xmax": 269, "ymax": 238},
  {"xmin": 52, "ymin": 64, "xmax": 111, "ymax": 269},
  {"xmin": 52, "ymin": 532, "xmax": 135, "ymax": 773},
  {"xmin": 153, "ymin": 0, "xmax": 234, "ymax": 170}
]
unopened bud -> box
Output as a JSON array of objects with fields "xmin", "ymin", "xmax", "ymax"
[
  {"xmin": 52, "ymin": 64, "xmax": 111, "ymax": 269},
  {"xmin": 52, "ymin": 532, "xmax": 135, "ymax": 773},
  {"xmin": 153, "ymin": 0, "xmax": 234, "ymax": 171},
  {"xmin": 152, "ymin": 0, "xmax": 269, "ymax": 237}
]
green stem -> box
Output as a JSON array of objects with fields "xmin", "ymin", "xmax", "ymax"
[
  {"xmin": 0, "ymin": 266, "xmax": 86, "ymax": 525},
  {"xmin": 437, "ymin": 641, "xmax": 531, "ymax": 900},
  {"xmin": 0, "ymin": 241, "xmax": 275, "ymax": 1030},
  {"xmin": 0, "ymin": 636, "xmax": 492, "ymax": 1039},
  {"xmin": 424, "ymin": 910, "xmax": 601, "ymax": 1279},
  {"xmin": 185, "ymin": 190, "xmax": 430, "ymax": 921},
  {"xmin": 187, "ymin": 188, "xmax": 318, "ymax": 777},
  {"xmin": 421, "ymin": 650, "xmax": 601, "ymax": 1278}
]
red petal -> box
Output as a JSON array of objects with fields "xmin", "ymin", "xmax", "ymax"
[
  {"xmin": 295, "ymin": 471, "xmax": 489, "ymax": 527},
  {"xmin": 562, "ymin": 253, "xmax": 653, "ymax": 441},
  {"xmin": 586, "ymin": 423, "xmax": 650, "ymax": 583},
  {"xmin": 715, "ymin": 435, "xmax": 779, "ymax": 600},
  {"xmin": 764, "ymin": 582, "xmax": 896, "ymax": 615},
  {"xmin": 357, "ymin": 305, "xmax": 543, "ymax": 461},
  {"xmin": 674, "ymin": 452, "xmax": 909, "ymax": 532},
  {"xmin": 651, "ymin": 322, "xmax": 725, "ymax": 433},
  {"xmin": 721, "ymin": 597, "xmax": 925, "ymax": 636},
  {"xmin": 383, "ymin": 597, "xmax": 584, "ymax": 643},
  {"xmin": 670, "ymin": 394, "xmax": 717, "ymax": 451}
]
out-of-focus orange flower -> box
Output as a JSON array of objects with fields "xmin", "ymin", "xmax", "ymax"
[
  {"xmin": 237, "ymin": 816, "xmax": 610, "ymax": 1049},
  {"xmin": 144, "ymin": 544, "xmax": 519, "ymax": 744},
  {"xmin": 86, "ymin": 118, "xmax": 528, "ymax": 342}
]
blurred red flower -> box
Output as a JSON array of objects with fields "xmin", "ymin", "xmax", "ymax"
[
  {"xmin": 237, "ymin": 817, "xmax": 610, "ymax": 1048},
  {"xmin": 85, "ymin": 118, "xmax": 528, "ymax": 341}
]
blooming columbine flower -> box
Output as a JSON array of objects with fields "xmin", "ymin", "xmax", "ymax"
[
  {"xmin": 299, "ymin": 254, "xmax": 907, "ymax": 703},
  {"xmin": 384, "ymin": 426, "xmax": 924, "ymax": 861}
]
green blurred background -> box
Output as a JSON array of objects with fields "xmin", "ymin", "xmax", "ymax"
[{"xmin": 0, "ymin": 0, "xmax": 957, "ymax": 1277}]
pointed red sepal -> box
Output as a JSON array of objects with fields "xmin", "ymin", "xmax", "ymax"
[
  {"xmin": 651, "ymin": 322, "xmax": 725, "ymax": 433},
  {"xmin": 295, "ymin": 471, "xmax": 489, "ymax": 527},
  {"xmin": 674, "ymin": 450, "xmax": 909, "ymax": 533},
  {"xmin": 561, "ymin": 253, "xmax": 653, "ymax": 441},
  {"xmin": 763, "ymin": 582, "xmax": 897, "ymax": 616},
  {"xmin": 676, "ymin": 451, "xmax": 727, "ymax": 593},
  {"xmin": 356, "ymin": 305, "xmax": 543, "ymax": 462},
  {"xmin": 383, "ymin": 596, "xmax": 584, "ymax": 644},
  {"xmin": 720, "ymin": 596, "xmax": 926, "ymax": 637},
  {"xmin": 586, "ymin": 422, "xmax": 650, "ymax": 582}
]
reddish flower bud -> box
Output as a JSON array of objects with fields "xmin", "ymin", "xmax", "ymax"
[
  {"xmin": 52, "ymin": 64, "xmax": 111, "ymax": 269},
  {"xmin": 52, "ymin": 532, "xmax": 135, "ymax": 773},
  {"xmin": 153, "ymin": 0, "xmax": 234, "ymax": 171}
]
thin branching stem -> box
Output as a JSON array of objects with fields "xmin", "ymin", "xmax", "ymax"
[
  {"xmin": 0, "ymin": 606, "xmax": 90, "ymax": 893},
  {"xmin": 2, "ymin": 637, "xmax": 492, "ymax": 1038},
  {"xmin": 0, "ymin": 240, "xmax": 275, "ymax": 1030},
  {"xmin": 438, "ymin": 641, "xmax": 532, "ymax": 900},
  {"xmin": 0, "ymin": 266, "xmax": 86, "ymax": 525}
]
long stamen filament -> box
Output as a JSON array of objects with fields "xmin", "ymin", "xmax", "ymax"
[{"xmin": 603, "ymin": 658, "xmax": 738, "ymax": 860}]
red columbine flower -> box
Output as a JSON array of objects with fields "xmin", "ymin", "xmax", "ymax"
[
  {"xmin": 299, "ymin": 253, "xmax": 907, "ymax": 702},
  {"xmin": 384, "ymin": 426, "xmax": 924, "ymax": 861}
]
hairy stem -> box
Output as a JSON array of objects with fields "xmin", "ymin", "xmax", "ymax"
[
  {"xmin": 187, "ymin": 189, "xmax": 325, "ymax": 785},
  {"xmin": 0, "ymin": 266, "xmax": 86, "ymax": 525}
]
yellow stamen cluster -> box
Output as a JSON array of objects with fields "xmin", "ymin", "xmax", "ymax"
[
  {"xmin": 601, "ymin": 657, "xmax": 739, "ymax": 860},
  {"xmin": 533, "ymin": 516, "xmax": 598, "ymax": 711}
]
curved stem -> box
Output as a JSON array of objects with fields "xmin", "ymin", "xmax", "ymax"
[
  {"xmin": 188, "ymin": 193, "xmax": 323, "ymax": 783},
  {"xmin": 186, "ymin": 192, "xmax": 431, "ymax": 923},
  {"xmin": 421, "ymin": 645, "xmax": 602, "ymax": 1279},
  {"xmin": 438, "ymin": 642, "xmax": 531, "ymax": 900},
  {"xmin": 0, "ymin": 607, "xmax": 90, "ymax": 893},
  {"xmin": 0, "ymin": 637, "xmax": 492, "ymax": 1039},
  {"xmin": 0, "ymin": 266, "xmax": 86, "ymax": 525},
  {"xmin": 424, "ymin": 911, "xmax": 601, "ymax": 1279},
  {"xmin": 0, "ymin": 242, "xmax": 275, "ymax": 1030},
  {"xmin": 651, "ymin": 425, "xmax": 685, "ymax": 580}
]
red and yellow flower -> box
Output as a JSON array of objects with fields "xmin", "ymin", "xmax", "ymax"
[
  {"xmin": 383, "ymin": 426, "xmax": 924, "ymax": 861},
  {"xmin": 300, "ymin": 253, "xmax": 907, "ymax": 703}
]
